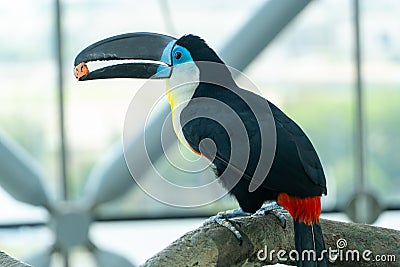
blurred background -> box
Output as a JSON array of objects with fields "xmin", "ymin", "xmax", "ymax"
[{"xmin": 0, "ymin": 0, "xmax": 399, "ymax": 266}]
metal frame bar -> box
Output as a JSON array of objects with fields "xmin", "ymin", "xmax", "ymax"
[
  {"xmin": 220, "ymin": 0, "xmax": 312, "ymax": 71},
  {"xmin": 55, "ymin": 0, "xmax": 68, "ymax": 201}
]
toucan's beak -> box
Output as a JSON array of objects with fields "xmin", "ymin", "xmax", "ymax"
[{"xmin": 74, "ymin": 32, "xmax": 177, "ymax": 81}]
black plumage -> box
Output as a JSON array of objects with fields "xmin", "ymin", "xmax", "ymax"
[
  {"xmin": 178, "ymin": 35, "xmax": 329, "ymax": 267},
  {"xmin": 178, "ymin": 35, "xmax": 326, "ymax": 207}
]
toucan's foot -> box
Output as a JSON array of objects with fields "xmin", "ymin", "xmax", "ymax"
[
  {"xmin": 253, "ymin": 202, "xmax": 288, "ymax": 228},
  {"xmin": 204, "ymin": 208, "xmax": 251, "ymax": 243}
]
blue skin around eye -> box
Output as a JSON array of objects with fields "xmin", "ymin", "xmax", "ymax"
[
  {"xmin": 156, "ymin": 44, "xmax": 194, "ymax": 78},
  {"xmin": 171, "ymin": 46, "xmax": 193, "ymax": 65}
]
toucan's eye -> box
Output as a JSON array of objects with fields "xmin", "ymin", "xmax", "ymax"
[{"xmin": 174, "ymin": 51, "xmax": 182, "ymax": 60}]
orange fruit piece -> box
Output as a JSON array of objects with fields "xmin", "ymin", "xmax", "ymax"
[{"xmin": 74, "ymin": 62, "xmax": 89, "ymax": 79}]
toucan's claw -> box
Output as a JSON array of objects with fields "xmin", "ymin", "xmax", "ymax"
[
  {"xmin": 253, "ymin": 202, "xmax": 288, "ymax": 228},
  {"xmin": 204, "ymin": 208, "xmax": 251, "ymax": 244}
]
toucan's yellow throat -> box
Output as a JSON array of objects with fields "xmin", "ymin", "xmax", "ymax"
[
  {"xmin": 165, "ymin": 80, "xmax": 197, "ymax": 149},
  {"xmin": 164, "ymin": 61, "xmax": 200, "ymax": 149}
]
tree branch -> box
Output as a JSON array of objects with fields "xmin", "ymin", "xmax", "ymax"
[
  {"xmin": 141, "ymin": 214, "xmax": 399, "ymax": 266},
  {"xmin": 0, "ymin": 251, "xmax": 31, "ymax": 267}
]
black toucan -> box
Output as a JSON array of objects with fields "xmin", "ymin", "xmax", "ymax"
[{"xmin": 74, "ymin": 32, "xmax": 329, "ymax": 266}]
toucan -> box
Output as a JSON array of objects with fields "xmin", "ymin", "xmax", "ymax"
[{"xmin": 74, "ymin": 32, "xmax": 329, "ymax": 267}]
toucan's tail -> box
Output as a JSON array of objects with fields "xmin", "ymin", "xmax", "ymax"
[
  {"xmin": 294, "ymin": 221, "xmax": 329, "ymax": 267},
  {"xmin": 277, "ymin": 193, "xmax": 329, "ymax": 267}
]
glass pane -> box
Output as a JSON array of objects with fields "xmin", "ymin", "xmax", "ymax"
[
  {"xmin": 363, "ymin": 0, "xmax": 400, "ymax": 206},
  {"xmin": 0, "ymin": 0, "xmax": 55, "ymax": 213},
  {"xmin": 245, "ymin": 0, "xmax": 354, "ymax": 210}
]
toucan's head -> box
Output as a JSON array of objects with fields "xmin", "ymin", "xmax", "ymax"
[
  {"xmin": 173, "ymin": 34, "xmax": 224, "ymax": 65},
  {"xmin": 74, "ymin": 32, "xmax": 233, "ymax": 146},
  {"xmin": 73, "ymin": 32, "xmax": 225, "ymax": 82}
]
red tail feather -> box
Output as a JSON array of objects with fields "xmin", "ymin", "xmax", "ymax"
[{"xmin": 277, "ymin": 193, "xmax": 321, "ymax": 225}]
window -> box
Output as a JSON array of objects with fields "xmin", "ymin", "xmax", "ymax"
[{"xmin": 0, "ymin": 0, "xmax": 399, "ymax": 266}]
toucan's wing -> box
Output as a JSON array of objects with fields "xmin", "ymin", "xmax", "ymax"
[
  {"xmin": 234, "ymin": 88, "xmax": 326, "ymax": 195},
  {"xmin": 266, "ymin": 100, "xmax": 327, "ymax": 193},
  {"xmin": 181, "ymin": 84, "xmax": 326, "ymax": 195}
]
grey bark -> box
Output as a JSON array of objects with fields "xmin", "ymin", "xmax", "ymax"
[
  {"xmin": 141, "ymin": 214, "xmax": 399, "ymax": 267},
  {"xmin": 0, "ymin": 251, "xmax": 31, "ymax": 267}
]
